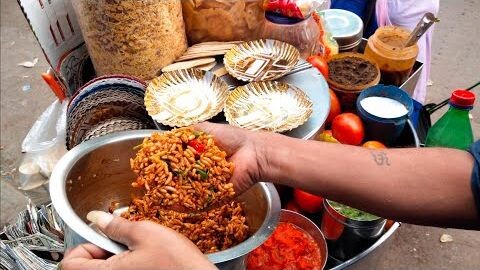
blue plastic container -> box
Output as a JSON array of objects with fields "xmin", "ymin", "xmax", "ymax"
[{"xmin": 356, "ymin": 85, "xmax": 414, "ymax": 145}]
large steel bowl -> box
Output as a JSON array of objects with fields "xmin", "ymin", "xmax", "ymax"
[{"xmin": 50, "ymin": 130, "xmax": 281, "ymax": 268}]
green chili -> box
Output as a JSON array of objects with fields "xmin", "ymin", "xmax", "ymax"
[
  {"xmin": 197, "ymin": 169, "xmax": 208, "ymax": 180},
  {"xmin": 206, "ymin": 194, "xmax": 213, "ymax": 204}
]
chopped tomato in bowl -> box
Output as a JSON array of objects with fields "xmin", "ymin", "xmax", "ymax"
[{"xmin": 246, "ymin": 210, "xmax": 328, "ymax": 270}]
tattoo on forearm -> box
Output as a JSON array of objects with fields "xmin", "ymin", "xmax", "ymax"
[{"xmin": 371, "ymin": 151, "xmax": 391, "ymax": 166}]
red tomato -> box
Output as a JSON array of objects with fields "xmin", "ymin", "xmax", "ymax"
[
  {"xmin": 331, "ymin": 113, "xmax": 365, "ymax": 145},
  {"xmin": 188, "ymin": 139, "xmax": 205, "ymax": 153},
  {"xmin": 326, "ymin": 89, "xmax": 341, "ymax": 126},
  {"xmin": 293, "ymin": 189, "xmax": 323, "ymax": 213},
  {"xmin": 385, "ymin": 219, "xmax": 395, "ymax": 231},
  {"xmin": 362, "ymin": 141, "xmax": 387, "ymax": 149},
  {"xmin": 321, "ymin": 211, "xmax": 345, "ymax": 240},
  {"xmin": 285, "ymin": 200, "xmax": 303, "ymax": 213},
  {"xmin": 307, "ymin": 55, "xmax": 329, "ymax": 78}
]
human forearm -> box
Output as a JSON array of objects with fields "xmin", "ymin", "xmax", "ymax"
[{"xmin": 259, "ymin": 133, "xmax": 479, "ymax": 229}]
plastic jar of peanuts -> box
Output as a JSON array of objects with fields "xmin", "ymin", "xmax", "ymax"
[
  {"xmin": 181, "ymin": 0, "xmax": 265, "ymax": 44},
  {"xmin": 72, "ymin": 0, "xmax": 188, "ymax": 80}
]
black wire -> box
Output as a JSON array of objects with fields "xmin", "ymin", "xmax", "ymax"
[
  {"xmin": 427, "ymin": 80, "xmax": 480, "ymax": 114},
  {"xmin": 467, "ymin": 81, "xmax": 480, "ymax": 91}
]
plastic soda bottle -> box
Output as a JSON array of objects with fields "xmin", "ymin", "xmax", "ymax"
[{"xmin": 425, "ymin": 90, "xmax": 475, "ymax": 150}]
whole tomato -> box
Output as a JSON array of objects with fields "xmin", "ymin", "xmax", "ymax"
[
  {"xmin": 362, "ymin": 141, "xmax": 387, "ymax": 149},
  {"xmin": 307, "ymin": 55, "xmax": 329, "ymax": 78},
  {"xmin": 293, "ymin": 189, "xmax": 323, "ymax": 213},
  {"xmin": 285, "ymin": 200, "xmax": 303, "ymax": 214},
  {"xmin": 385, "ymin": 219, "xmax": 396, "ymax": 231},
  {"xmin": 326, "ymin": 89, "xmax": 341, "ymax": 127},
  {"xmin": 321, "ymin": 210, "xmax": 345, "ymax": 240},
  {"xmin": 332, "ymin": 113, "xmax": 365, "ymax": 145}
]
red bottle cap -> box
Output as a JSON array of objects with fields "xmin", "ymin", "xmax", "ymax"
[{"xmin": 451, "ymin": 90, "xmax": 475, "ymax": 107}]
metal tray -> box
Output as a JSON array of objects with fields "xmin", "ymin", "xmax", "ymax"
[
  {"xmin": 149, "ymin": 47, "xmax": 423, "ymax": 270},
  {"xmin": 152, "ymin": 59, "xmax": 420, "ymax": 270},
  {"xmin": 329, "ymin": 223, "xmax": 401, "ymax": 270},
  {"xmin": 154, "ymin": 60, "xmax": 331, "ymax": 141},
  {"xmin": 154, "ymin": 39, "xmax": 424, "ymax": 138}
]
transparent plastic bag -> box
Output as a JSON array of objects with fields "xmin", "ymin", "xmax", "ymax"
[{"xmin": 20, "ymin": 100, "xmax": 68, "ymax": 188}]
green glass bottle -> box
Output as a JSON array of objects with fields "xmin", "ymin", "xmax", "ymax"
[{"xmin": 425, "ymin": 90, "xmax": 475, "ymax": 150}]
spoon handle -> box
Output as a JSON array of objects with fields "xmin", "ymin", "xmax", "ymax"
[{"xmin": 403, "ymin": 13, "xmax": 439, "ymax": 48}]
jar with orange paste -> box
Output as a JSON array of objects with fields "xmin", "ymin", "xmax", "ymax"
[{"xmin": 364, "ymin": 26, "xmax": 419, "ymax": 87}]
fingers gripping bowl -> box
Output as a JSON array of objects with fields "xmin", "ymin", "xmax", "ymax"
[{"xmin": 50, "ymin": 130, "xmax": 281, "ymax": 264}]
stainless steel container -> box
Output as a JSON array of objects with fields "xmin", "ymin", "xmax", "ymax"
[
  {"xmin": 50, "ymin": 130, "xmax": 281, "ymax": 269},
  {"xmin": 322, "ymin": 9, "xmax": 364, "ymax": 52},
  {"xmin": 243, "ymin": 209, "xmax": 329, "ymax": 269},
  {"xmin": 321, "ymin": 200, "xmax": 386, "ymax": 261}
]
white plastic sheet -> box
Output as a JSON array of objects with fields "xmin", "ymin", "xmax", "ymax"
[{"xmin": 20, "ymin": 100, "xmax": 67, "ymax": 187}]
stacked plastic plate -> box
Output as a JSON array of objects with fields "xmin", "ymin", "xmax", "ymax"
[{"xmin": 66, "ymin": 75, "xmax": 155, "ymax": 150}]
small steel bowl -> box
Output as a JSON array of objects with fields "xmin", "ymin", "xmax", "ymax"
[
  {"xmin": 245, "ymin": 209, "xmax": 328, "ymax": 270},
  {"xmin": 145, "ymin": 68, "xmax": 229, "ymax": 127},
  {"xmin": 322, "ymin": 9, "xmax": 364, "ymax": 52},
  {"xmin": 280, "ymin": 210, "xmax": 329, "ymax": 270},
  {"xmin": 321, "ymin": 199, "xmax": 386, "ymax": 261},
  {"xmin": 50, "ymin": 130, "xmax": 281, "ymax": 268},
  {"xmin": 224, "ymin": 39, "xmax": 300, "ymax": 82}
]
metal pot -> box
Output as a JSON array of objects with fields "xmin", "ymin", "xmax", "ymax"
[
  {"xmin": 321, "ymin": 9, "xmax": 364, "ymax": 53},
  {"xmin": 242, "ymin": 209, "xmax": 328, "ymax": 270},
  {"xmin": 50, "ymin": 130, "xmax": 281, "ymax": 269},
  {"xmin": 321, "ymin": 200, "xmax": 386, "ymax": 261}
]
